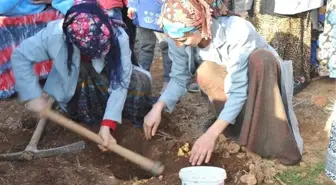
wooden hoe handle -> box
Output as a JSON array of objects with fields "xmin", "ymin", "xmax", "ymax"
[{"xmin": 41, "ymin": 108, "xmax": 164, "ymax": 175}]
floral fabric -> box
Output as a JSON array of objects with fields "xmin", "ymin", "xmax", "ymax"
[
  {"xmin": 63, "ymin": 0, "xmax": 112, "ymax": 59},
  {"xmin": 326, "ymin": 102, "xmax": 336, "ymax": 183},
  {"xmin": 251, "ymin": 0, "xmax": 312, "ymax": 95},
  {"xmin": 65, "ymin": 12, "xmax": 111, "ymax": 58},
  {"xmin": 319, "ymin": 0, "xmax": 336, "ymax": 78},
  {"xmin": 161, "ymin": 0, "xmax": 229, "ymax": 39}
]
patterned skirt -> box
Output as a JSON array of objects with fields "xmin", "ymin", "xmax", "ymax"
[
  {"xmin": 249, "ymin": 0, "xmax": 312, "ymax": 95},
  {"xmin": 65, "ymin": 62, "xmax": 153, "ymax": 127},
  {"xmin": 319, "ymin": 0, "xmax": 336, "ymax": 78},
  {"xmin": 326, "ymin": 103, "xmax": 336, "ymax": 183}
]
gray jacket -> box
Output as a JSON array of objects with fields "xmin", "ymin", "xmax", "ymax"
[
  {"xmin": 159, "ymin": 16, "xmax": 303, "ymax": 153},
  {"xmin": 11, "ymin": 19, "xmax": 132, "ymax": 123},
  {"xmin": 160, "ymin": 16, "xmax": 271, "ymax": 124}
]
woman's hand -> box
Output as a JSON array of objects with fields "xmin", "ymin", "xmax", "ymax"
[
  {"xmin": 143, "ymin": 101, "xmax": 166, "ymax": 140},
  {"xmin": 189, "ymin": 119, "xmax": 229, "ymax": 165},
  {"xmin": 127, "ymin": 8, "xmax": 136, "ymax": 19},
  {"xmin": 190, "ymin": 132, "xmax": 217, "ymax": 165},
  {"xmin": 98, "ymin": 126, "xmax": 117, "ymax": 151},
  {"xmin": 26, "ymin": 96, "xmax": 49, "ymax": 114}
]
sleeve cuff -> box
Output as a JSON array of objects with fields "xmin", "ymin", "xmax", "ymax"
[
  {"xmin": 101, "ymin": 120, "xmax": 117, "ymax": 131},
  {"xmin": 218, "ymin": 111, "xmax": 236, "ymax": 125},
  {"xmin": 158, "ymin": 96, "xmax": 175, "ymax": 113},
  {"xmin": 19, "ymin": 87, "xmax": 43, "ymax": 102}
]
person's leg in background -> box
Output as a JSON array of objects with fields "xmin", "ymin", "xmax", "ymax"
[
  {"xmin": 107, "ymin": 7, "xmax": 138, "ymax": 65},
  {"xmin": 154, "ymin": 32, "xmax": 172, "ymax": 93},
  {"xmin": 311, "ymin": 8, "xmax": 320, "ymax": 41},
  {"xmin": 121, "ymin": 6, "xmax": 137, "ymax": 53},
  {"xmin": 116, "ymin": 6, "xmax": 138, "ymax": 65},
  {"xmin": 138, "ymin": 27, "xmax": 156, "ymax": 72},
  {"xmin": 106, "ymin": 7, "xmax": 123, "ymax": 20}
]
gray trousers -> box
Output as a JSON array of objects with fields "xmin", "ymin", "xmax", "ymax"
[
  {"xmin": 137, "ymin": 27, "xmax": 172, "ymax": 82},
  {"xmin": 229, "ymin": 0, "xmax": 254, "ymax": 12}
]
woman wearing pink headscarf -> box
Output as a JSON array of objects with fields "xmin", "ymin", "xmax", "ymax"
[{"xmin": 12, "ymin": 0, "xmax": 152, "ymax": 151}]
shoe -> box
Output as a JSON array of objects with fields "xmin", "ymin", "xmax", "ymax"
[
  {"xmin": 188, "ymin": 83, "xmax": 200, "ymax": 93},
  {"xmin": 293, "ymin": 77, "xmax": 308, "ymax": 95}
]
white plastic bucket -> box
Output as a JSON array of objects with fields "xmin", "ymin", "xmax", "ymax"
[{"xmin": 179, "ymin": 166, "xmax": 227, "ymax": 185}]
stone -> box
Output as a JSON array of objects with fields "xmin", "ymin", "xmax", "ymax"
[
  {"xmin": 237, "ymin": 152, "xmax": 246, "ymax": 159},
  {"xmin": 223, "ymin": 152, "xmax": 230, "ymax": 158},
  {"xmin": 246, "ymin": 152, "xmax": 262, "ymax": 161},
  {"xmin": 312, "ymin": 96, "xmax": 328, "ymax": 108},
  {"xmin": 240, "ymin": 174, "xmax": 257, "ymax": 185},
  {"xmin": 241, "ymin": 146, "xmax": 248, "ymax": 152},
  {"xmin": 228, "ymin": 142, "xmax": 240, "ymax": 154},
  {"xmin": 299, "ymin": 162, "xmax": 307, "ymax": 168},
  {"xmin": 249, "ymin": 164, "xmax": 256, "ymax": 173}
]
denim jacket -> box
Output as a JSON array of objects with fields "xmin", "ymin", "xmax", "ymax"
[{"xmin": 11, "ymin": 19, "xmax": 132, "ymax": 123}]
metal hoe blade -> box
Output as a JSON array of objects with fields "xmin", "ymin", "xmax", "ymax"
[
  {"xmin": 0, "ymin": 141, "xmax": 86, "ymax": 161},
  {"xmin": 0, "ymin": 98, "xmax": 86, "ymax": 161}
]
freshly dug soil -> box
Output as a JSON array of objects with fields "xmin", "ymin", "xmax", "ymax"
[{"xmin": 0, "ymin": 112, "xmax": 248, "ymax": 185}]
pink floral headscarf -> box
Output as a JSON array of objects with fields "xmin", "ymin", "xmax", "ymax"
[{"xmin": 63, "ymin": 0, "xmax": 111, "ymax": 58}]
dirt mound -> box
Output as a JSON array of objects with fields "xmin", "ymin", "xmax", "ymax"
[
  {"xmin": 110, "ymin": 122, "xmax": 249, "ymax": 183},
  {"xmin": 0, "ymin": 61, "xmax": 256, "ymax": 185},
  {"xmin": 0, "ymin": 114, "xmax": 249, "ymax": 185}
]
